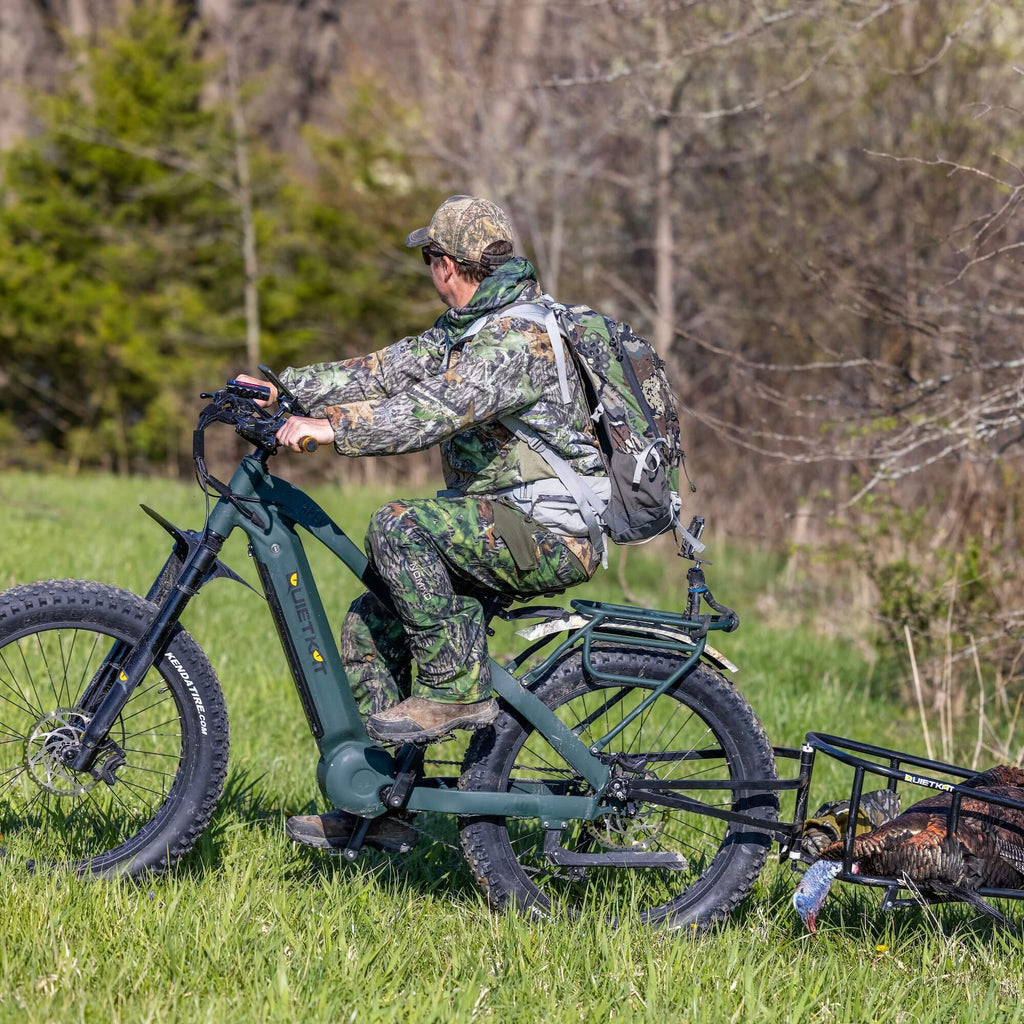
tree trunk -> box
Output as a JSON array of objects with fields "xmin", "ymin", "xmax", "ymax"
[
  {"xmin": 224, "ymin": 25, "xmax": 261, "ymax": 369},
  {"xmin": 653, "ymin": 11, "xmax": 674, "ymax": 358}
]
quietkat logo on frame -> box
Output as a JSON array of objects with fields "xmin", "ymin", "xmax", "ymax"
[{"xmin": 288, "ymin": 571, "xmax": 327, "ymax": 673}]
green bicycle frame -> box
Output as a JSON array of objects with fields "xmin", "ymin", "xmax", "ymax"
[{"xmin": 194, "ymin": 455, "xmax": 611, "ymax": 821}]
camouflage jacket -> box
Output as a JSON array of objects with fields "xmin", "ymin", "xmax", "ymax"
[{"xmin": 279, "ymin": 259, "xmax": 605, "ymax": 496}]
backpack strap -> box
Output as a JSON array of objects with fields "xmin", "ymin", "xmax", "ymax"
[
  {"xmin": 461, "ymin": 297, "xmax": 572, "ymax": 405},
  {"xmin": 633, "ymin": 438, "xmax": 669, "ymax": 486},
  {"xmin": 463, "ymin": 296, "xmax": 610, "ymax": 564}
]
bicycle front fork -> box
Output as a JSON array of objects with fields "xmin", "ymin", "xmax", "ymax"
[{"xmin": 68, "ymin": 529, "xmax": 227, "ymax": 773}]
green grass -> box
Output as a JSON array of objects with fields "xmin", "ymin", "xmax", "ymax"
[{"xmin": 0, "ymin": 470, "xmax": 1020, "ymax": 1024}]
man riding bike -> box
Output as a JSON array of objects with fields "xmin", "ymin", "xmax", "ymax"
[{"xmin": 240, "ymin": 195, "xmax": 606, "ymax": 853}]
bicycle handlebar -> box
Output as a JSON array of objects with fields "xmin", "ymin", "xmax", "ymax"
[{"xmin": 198, "ymin": 375, "xmax": 320, "ymax": 458}]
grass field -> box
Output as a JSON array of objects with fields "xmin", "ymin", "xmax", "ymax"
[{"xmin": 0, "ymin": 469, "xmax": 1020, "ymax": 1024}]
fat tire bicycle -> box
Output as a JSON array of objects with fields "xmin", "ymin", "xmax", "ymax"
[{"xmin": 0, "ymin": 376, "xmax": 783, "ymax": 927}]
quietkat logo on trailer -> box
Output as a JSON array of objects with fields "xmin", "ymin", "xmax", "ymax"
[{"xmin": 288, "ymin": 571, "xmax": 327, "ymax": 674}]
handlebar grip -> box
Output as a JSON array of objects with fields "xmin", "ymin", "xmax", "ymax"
[{"xmin": 298, "ymin": 436, "xmax": 319, "ymax": 453}]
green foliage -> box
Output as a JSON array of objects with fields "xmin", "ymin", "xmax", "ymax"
[
  {"xmin": 0, "ymin": 1, "xmax": 437, "ymax": 474},
  {"xmin": 0, "ymin": 2, "xmax": 239, "ymax": 471},
  {"xmin": 260, "ymin": 91, "xmax": 441, "ymax": 370},
  {"xmin": 852, "ymin": 490, "xmax": 1000, "ymax": 638},
  {"xmin": 831, "ymin": 481, "xmax": 1020, "ymax": 724},
  {"xmin": 875, "ymin": 558, "xmax": 940, "ymax": 639}
]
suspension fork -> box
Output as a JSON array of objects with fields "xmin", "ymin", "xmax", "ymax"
[
  {"xmin": 73, "ymin": 548, "xmax": 187, "ymax": 715},
  {"xmin": 68, "ymin": 527, "xmax": 228, "ymax": 773}
]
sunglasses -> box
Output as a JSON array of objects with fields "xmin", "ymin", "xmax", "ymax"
[{"xmin": 421, "ymin": 246, "xmax": 448, "ymax": 265}]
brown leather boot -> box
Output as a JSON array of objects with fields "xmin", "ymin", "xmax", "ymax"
[
  {"xmin": 285, "ymin": 808, "xmax": 417, "ymax": 854},
  {"xmin": 366, "ymin": 696, "xmax": 499, "ymax": 744}
]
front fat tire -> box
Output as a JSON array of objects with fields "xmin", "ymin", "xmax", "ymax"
[
  {"xmin": 0, "ymin": 579, "xmax": 229, "ymax": 878},
  {"xmin": 459, "ymin": 647, "xmax": 778, "ymax": 928}
]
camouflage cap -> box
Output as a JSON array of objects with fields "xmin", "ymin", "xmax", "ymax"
[{"xmin": 405, "ymin": 195, "xmax": 515, "ymax": 266}]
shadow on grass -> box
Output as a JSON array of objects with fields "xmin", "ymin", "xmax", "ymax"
[
  {"xmin": 277, "ymin": 810, "xmax": 483, "ymax": 906},
  {"xmin": 176, "ymin": 766, "xmax": 481, "ymax": 904},
  {"xmin": 166, "ymin": 770, "xmax": 1024, "ymax": 933},
  {"xmin": 176, "ymin": 764, "xmax": 278, "ymax": 873}
]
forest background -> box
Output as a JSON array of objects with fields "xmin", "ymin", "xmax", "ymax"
[{"xmin": 0, "ymin": 0, "xmax": 1022, "ymax": 748}]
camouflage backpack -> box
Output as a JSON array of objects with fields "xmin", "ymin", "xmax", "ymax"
[{"xmin": 464, "ymin": 296, "xmax": 698, "ymax": 551}]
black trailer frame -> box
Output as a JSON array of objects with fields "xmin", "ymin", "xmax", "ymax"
[{"xmin": 758, "ymin": 733, "xmax": 1024, "ymax": 913}]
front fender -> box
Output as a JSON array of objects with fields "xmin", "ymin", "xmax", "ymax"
[{"xmin": 141, "ymin": 504, "xmax": 259, "ymax": 599}]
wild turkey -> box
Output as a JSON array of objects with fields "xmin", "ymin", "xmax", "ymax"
[{"xmin": 793, "ymin": 764, "xmax": 1024, "ymax": 932}]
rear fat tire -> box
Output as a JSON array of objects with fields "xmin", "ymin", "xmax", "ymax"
[
  {"xmin": 0, "ymin": 579, "xmax": 229, "ymax": 878},
  {"xmin": 459, "ymin": 647, "xmax": 778, "ymax": 928}
]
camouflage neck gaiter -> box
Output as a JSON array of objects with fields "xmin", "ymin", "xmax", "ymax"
[{"xmin": 436, "ymin": 258, "xmax": 541, "ymax": 343}]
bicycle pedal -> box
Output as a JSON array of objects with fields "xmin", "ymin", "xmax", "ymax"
[{"xmin": 379, "ymin": 732, "xmax": 457, "ymax": 751}]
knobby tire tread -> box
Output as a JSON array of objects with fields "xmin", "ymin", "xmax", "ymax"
[{"xmin": 0, "ymin": 579, "xmax": 230, "ymax": 879}]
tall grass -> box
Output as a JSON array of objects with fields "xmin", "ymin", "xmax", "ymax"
[{"xmin": 0, "ymin": 470, "xmax": 1020, "ymax": 1024}]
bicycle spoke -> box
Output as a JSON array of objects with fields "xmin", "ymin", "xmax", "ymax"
[
  {"xmin": 119, "ymin": 746, "xmax": 181, "ymax": 759},
  {"xmin": 104, "ymin": 783, "xmax": 145, "ymax": 820},
  {"xmin": 0, "ymin": 651, "xmax": 43, "ymax": 718},
  {"xmin": 119, "ymin": 695, "xmax": 175, "ymax": 724},
  {"xmin": 119, "ymin": 717, "xmax": 181, "ymax": 741},
  {"xmin": 573, "ymin": 687, "xmax": 630, "ymax": 740},
  {"xmin": 0, "ymin": 583, "xmax": 226, "ymax": 880},
  {"xmin": 73, "ymin": 632, "xmax": 103, "ymax": 705},
  {"xmin": 116, "ymin": 776, "xmax": 166, "ymax": 802},
  {"xmin": 56, "ymin": 630, "xmax": 75, "ymax": 709},
  {"xmin": 479, "ymin": 661, "xmax": 761, "ymax": 924},
  {"xmin": 122, "ymin": 763, "xmax": 178, "ymax": 781},
  {"xmin": 0, "ymin": 635, "xmax": 176, "ymax": 857},
  {"xmin": 17, "ymin": 640, "xmax": 48, "ymax": 719},
  {"xmin": 34, "ymin": 632, "xmax": 62, "ymax": 710},
  {"xmin": 0, "ymin": 721, "xmax": 26, "ymax": 740}
]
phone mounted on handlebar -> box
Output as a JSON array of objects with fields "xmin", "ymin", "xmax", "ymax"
[{"xmin": 256, "ymin": 364, "xmax": 309, "ymax": 418}]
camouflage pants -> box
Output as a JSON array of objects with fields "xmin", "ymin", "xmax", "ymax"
[{"xmin": 341, "ymin": 496, "xmax": 599, "ymax": 717}]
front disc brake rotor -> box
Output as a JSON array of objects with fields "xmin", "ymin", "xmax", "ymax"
[{"xmin": 24, "ymin": 709, "xmax": 99, "ymax": 797}]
